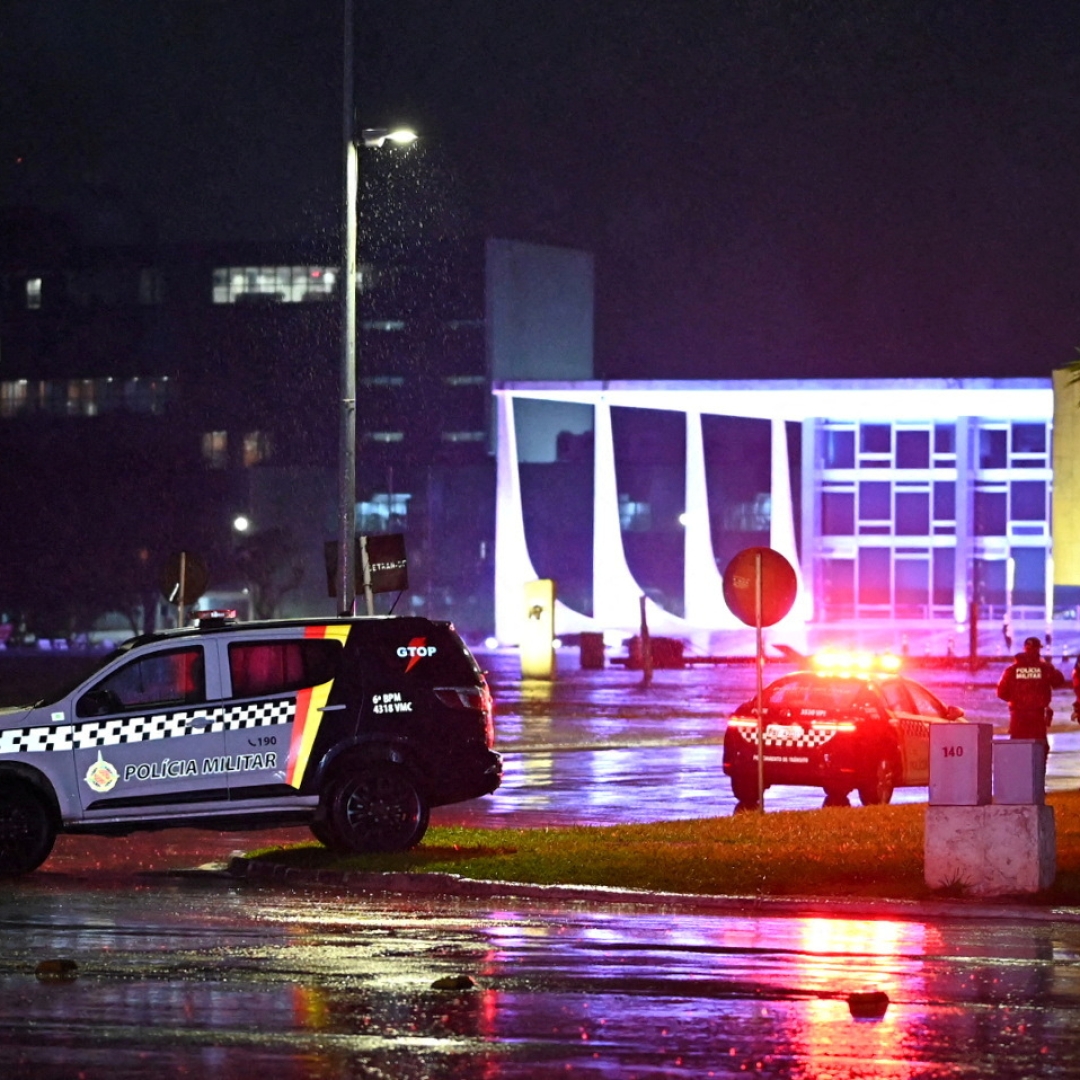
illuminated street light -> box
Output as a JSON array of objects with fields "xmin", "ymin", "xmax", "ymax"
[
  {"xmin": 336, "ymin": 2, "xmax": 415, "ymax": 615},
  {"xmin": 232, "ymin": 515, "xmax": 251, "ymax": 533},
  {"xmin": 361, "ymin": 127, "xmax": 418, "ymax": 149}
]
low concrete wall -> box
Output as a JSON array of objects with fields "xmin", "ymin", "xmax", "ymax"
[{"xmin": 924, "ymin": 804, "xmax": 1056, "ymax": 895}]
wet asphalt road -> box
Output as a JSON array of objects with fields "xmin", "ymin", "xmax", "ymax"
[
  {"xmin": 5, "ymin": 651, "xmax": 1080, "ymax": 1077},
  {"xmin": 5, "ymin": 877, "xmax": 1080, "ymax": 1079}
]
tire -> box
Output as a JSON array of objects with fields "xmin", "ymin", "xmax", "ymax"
[
  {"xmin": 857, "ymin": 753, "xmax": 899, "ymax": 806},
  {"xmin": 730, "ymin": 770, "xmax": 762, "ymax": 806},
  {"xmin": 308, "ymin": 819, "xmax": 335, "ymax": 848},
  {"xmin": 822, "ymin": 786, "xmax": 851, "ymax": 808},
  {"xmin": 0, "ymin": 783, "xmax": 56, "ymax": 877},
  {"xmin": 325, "ymin": 764, "xmax": 430, "ymax": 854}
]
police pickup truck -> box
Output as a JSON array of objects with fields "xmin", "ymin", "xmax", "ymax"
[{"xmin": 0, "ymin": 614, "xmax": 501, "ymax": 875}]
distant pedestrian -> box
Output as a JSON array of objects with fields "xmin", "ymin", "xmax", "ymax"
[{"xmin": 996, "ymin": 637, "xmax": 1065, "ymax": 749}]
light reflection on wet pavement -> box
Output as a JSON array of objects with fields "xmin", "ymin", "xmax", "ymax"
[
  {"xmin": 432, "ymin": 651, "xmax": 1080, "ymax": 827},
  {"xmin": 8, "ymin": 652, "xmax": 1080, "ymax": 1076},
  {"xmin": 3, "ymin": 882, "xmax": 1080, "ymax": 1079}
]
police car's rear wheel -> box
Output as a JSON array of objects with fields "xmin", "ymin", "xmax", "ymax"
[
  {"xmin": 0, "ymin": 783, "xmax": 55, "ymax": 876},
  {"xmin": 326, "ymin": 765, "xmax": 430, "ymax": 853},
  {"xmin": 857, "ymin": 754, "xmax": 899, "ymax": 806},
  {"xmin": 730, "ymin": 771, "xmax": 761, "ymax": 806},
  {"xmin": 822, "ymin": 786, "xmax": 851, "ymax": 808}
]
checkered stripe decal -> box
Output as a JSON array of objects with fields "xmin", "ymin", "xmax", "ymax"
[
  {"xmin": 736, "ymin": 724, "xmax": 837, "ymax": 749},
  {"xmin": 0, "ymin": 699, "xmax": 295, "ymax": 755}
]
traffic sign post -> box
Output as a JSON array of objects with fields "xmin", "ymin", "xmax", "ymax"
[
  {"xmin": 160, "ymin": 551, "xmax": 208, "ymax": 627},
  {"xmin": 722, "ymin": 546, "xmax": 798, "ymax": 811}
]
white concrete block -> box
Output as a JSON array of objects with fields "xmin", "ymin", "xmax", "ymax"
[
  {"xmin": 928, "ymin": 723, "xmax": 992, "ymax": 805},
  {"xmin": 924, "ymin": 804, "xmax": 1056, "ymax": 896},
  {"xmin": 993, "ymin": 739, "xmax": 1046, "ymax": 805}
]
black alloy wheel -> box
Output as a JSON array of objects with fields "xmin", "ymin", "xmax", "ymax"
[{"xmin": 326, "ymin": 764, "xmax": 430, "ymax": 853}]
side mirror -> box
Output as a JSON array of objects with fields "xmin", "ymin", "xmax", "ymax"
[{"xmin": 945, "ymin": 705, "xmax": 965, "ymax": 721}]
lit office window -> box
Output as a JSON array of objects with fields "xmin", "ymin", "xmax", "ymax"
[
  {"xmin": 440, "ymin": 431, "xmax": 486, "ymax": 443},
  {"xmin": 365, "ymin": 431, "xmax": 404, "ymax": 443},
  {"xmin": 212, "ymin": 266, "xmax": 338, "ymax": 304},
  {"xmin": 26, "ymin": 278, "xmax": 42, "ymax": 309},
  {"xmin": 202, "ymin": 432, "xmax": 227, "ymax": 469},
  {"xmin": 361, "ymin": 320, "xmax": 406, "ymax": 331},
  {"xmin": 243, "ymin": 431, "xmax": 272, "ymax": 467},
  {"xmin": 0, "ymin": 377, "xmax": 173, "ymax": 418},
  {"xmin": 358, "ymin": 493, "xmax": 411, "ymax": 533}
]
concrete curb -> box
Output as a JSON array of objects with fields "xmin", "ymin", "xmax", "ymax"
[{"xmin": 226, "ymin": 856, "xmax": 1080, "ymax": 923}]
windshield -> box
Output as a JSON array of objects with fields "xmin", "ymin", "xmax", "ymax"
[{"xmin": 763, "ymin": 675, "xmax": 876, "ymax": 713}]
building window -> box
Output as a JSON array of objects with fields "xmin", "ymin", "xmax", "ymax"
[
  {"xmin": 822, "ymin": 490, "xmax": 854, "ymax": 535},
  {"xmin": 895, "ymin": 429, "xmax": 930, "ymax": 469},
  {"xmin": 1011, "ymin": 480, "xmax": 1046, "ymax": 521},
  {"xmin": 933, "ymin": 424, "xmax": 956, "ymax": 457},
  {"xmin": 358, "ymin": 493, "xmax": 411, "ymax": 533},
  {"xmin": 139, "ymin": 268, "xmax": 164, "ymax": 305},
  {"xmin": 202, "ymin": 431, "xmax": 227, "ymax": 469},
  {"xmin": 0, "ymin": 376, "xmax": 173, "ymax": 419},
  {"xmin": 979, "ymin": 428, "xmax": 1008, "ymax": 469},
  {"xmin": 618, "ymin": 494, "xmax": 652, "ymax": 531},
  {"xmin": 895, "ymin": 491, "xmax": 930, "ymax": 535},
  {"xmin": 440, "ymin": 431, "xmax": 486, "ymax": 443},
  {"xmin": 444, "ymin": 375, "xmax": 487, "ymax": 387},
  {"xmin": 975, "ymin": 488, "xmax": 1008, "ymax": 535},
  {"xmin": 360, "ymin": 375, "xmax": 405, "ymax": 387},
  {"xmin": 821, "ymin": 428, "xmax": 854, "ymax": 469},
  {"xmin": 26, "ymin": 278, "xmax": 42, "ymax": 309},
  {"xmin": 243, "ymin": 431, "xmax": 272, "ymax": 467},
  {"xmin": 364, "ymin": 431, "xmax": 404, "ymax": 443},
  {"xmin": 860, "ymin": 424, "xmax": 891, "ymax": 454},
  {"xmin": 212, "ymin": 266, "xmax": 338, "ymax": 304},
  {"xmin": 859, "ymin": 481, "xmax": 890, "ymax": 521},
  {"xmin": 858, "ymin": 548, "xmax": 890, "ymax": 605},
  {"xmin": 361, "ymin": 319, "xmax": 406, "ymax": 331}
]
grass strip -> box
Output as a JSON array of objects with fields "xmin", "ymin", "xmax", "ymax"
[{"xmin": 249, "ymin": 791, "xmax": 1080, "ymax": 904}]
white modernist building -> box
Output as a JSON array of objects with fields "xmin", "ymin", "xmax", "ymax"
[{"xmin": 494, "ymin": 378, "xmax": 1056, "ymax": 650}]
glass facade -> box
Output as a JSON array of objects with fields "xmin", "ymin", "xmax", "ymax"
[{"xmin": 815, "ymin": 419, "xmax": 1052, "ymax": 622}]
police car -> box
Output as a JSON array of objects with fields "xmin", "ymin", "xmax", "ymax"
[
  {"xmin": 0, "ymin": 613, "xmax": 501, "ymax": 875},
  {"xmin": 722, "ymin": 652, "xmax": 966, "ymax": 808}
]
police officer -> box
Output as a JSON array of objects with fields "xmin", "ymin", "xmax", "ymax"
[
  {"xmin": 996, "ymin": 636, "xmax": 1065, "ymax": 748},
  {"xmin": 1071, "ymin": 654, "xmax": 1080, "ymax": 723}
]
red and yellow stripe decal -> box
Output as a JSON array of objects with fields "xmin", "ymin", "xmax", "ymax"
[{"xmin": 284, "ymin": 624, "xmax": 351, "ymax": 788}]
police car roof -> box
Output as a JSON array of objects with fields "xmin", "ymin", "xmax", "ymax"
[{"xmin": 122, "ymin": 614, "xmax": 456, "ymax": 649}]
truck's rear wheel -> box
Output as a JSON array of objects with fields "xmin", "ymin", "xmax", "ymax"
[{"xmin": 324, "ymin": 764, "xmax": 429, "ymax": 853}]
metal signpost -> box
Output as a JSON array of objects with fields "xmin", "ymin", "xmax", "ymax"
[{"xmin": 722, "ymin": 546, "xmax": 798, "ymax": 810}]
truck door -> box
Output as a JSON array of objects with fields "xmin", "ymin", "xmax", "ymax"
[
  {"xmin": 73, "ymin": 643, "xmax": 227, "ymax": 813},
  {"xmin": 220, "ymin": 628, "xmax": 349, "ymax": 801}
]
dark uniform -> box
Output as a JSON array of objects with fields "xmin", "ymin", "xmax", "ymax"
[
  {"xmin": 1072, "ymin": 656, "xmax": 1080, "ymax": 723},
  {"xmin": 996, "ymin": 637, "xmax": 1065, "ymax": 748}
]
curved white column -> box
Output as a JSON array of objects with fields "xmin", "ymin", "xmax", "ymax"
[
  {"xmin": 769, "ymin": 417, "xmax": 811, "ymax": 637},
  {"xmin": 683, "ymin": 410, "xmax": 743, "ymax": 628}
]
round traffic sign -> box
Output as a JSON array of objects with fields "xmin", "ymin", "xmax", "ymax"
[{"xmin": 722, "ymin": 547, "xmax": 797, "ymax": 628}]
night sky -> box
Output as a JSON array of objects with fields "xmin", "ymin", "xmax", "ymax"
[{"xmin": 4, "ymin": 0, "xmax": 1080, "ymax": 381}]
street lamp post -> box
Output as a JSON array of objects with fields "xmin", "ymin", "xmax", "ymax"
[{"xmin": 336, "ymin": 2, "xmax": 415, "ymax": 615}]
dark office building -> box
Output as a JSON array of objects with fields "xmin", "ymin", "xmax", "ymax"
[{"xmin": 0, "ymin": 207, "xmax": 593, "ymax": 640}]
